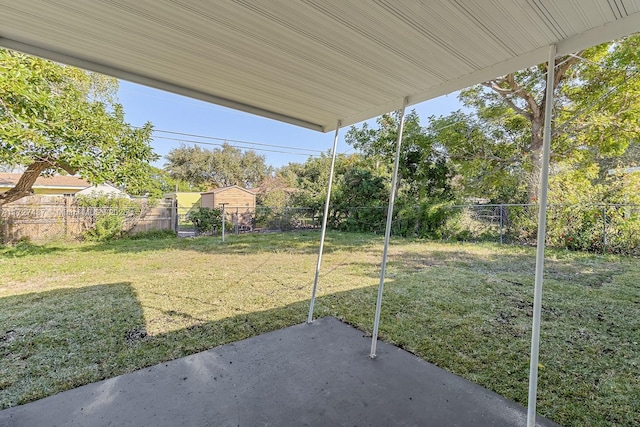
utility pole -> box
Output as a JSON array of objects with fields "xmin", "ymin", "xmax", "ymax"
[{"xmin": 219, "ymin": 203, "xmax": 228, "ymax": 242}]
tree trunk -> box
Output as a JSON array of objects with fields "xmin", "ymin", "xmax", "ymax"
[{"xmin": 0, "ymin": 161, "xmax": 50, "ymax": 206}]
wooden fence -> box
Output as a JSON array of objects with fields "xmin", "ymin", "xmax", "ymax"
[{"xmin": 0, "ymin": 197, "xmax": 172, "ymax": 244}]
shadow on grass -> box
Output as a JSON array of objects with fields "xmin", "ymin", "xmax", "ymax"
[
  {"xmin": 0, "ymin": 283, "xmax": 145, "ymax": 408},
  {"xmin": 0, "ymin": 240, "xmax": 71, "ymax": 258},
  {"xmin": 350, "ymin": 244, "xmax": 625, "ymax": 288}
]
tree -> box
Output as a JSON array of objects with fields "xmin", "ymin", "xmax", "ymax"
[
  {"xmin": 331, "ymin": 165, "xmax": 389, "ymax": 231},
  {"xmin": 124, "ymin": 166, "xmax": 204, "ymax": 198},
  {"xmin": 164, "ymin": 143, "xmax": 270, "ymax": 189},
  {"xmin": 255, "ymin": 175, "xmax": 294, "ymax": 208},
  {"xmin": 283, "ymin": 152, "xmax": 353, "ymax": 209},
  {"xmin": 430, "ymin": 34, "xmax": 640, "ymax": 202},
  {"xmin": 0, "ymin": 49, "xmax": 157, "ymax": 206},
  {"xmin": 345, "ymin": 109, "xmax": 453, "ymax": 202},
  {"xmin": 425, "ymin": 111, "xmax": 529, "ymax": 202}
]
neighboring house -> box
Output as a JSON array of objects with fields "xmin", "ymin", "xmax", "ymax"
[
  {"xmin": 607, "ymin": 166, "xmax": 640, "ymax": 175},
  {"xmin": 0, "ymin": 172, "xmax": 90, "ymax": 197},
  {"xmin": 0, "ymin": 173, "xmax": 129, "ymax": 199},
  {"xmin": 163, "ymin": 192, "xmax": 202, "ymax": 219},
  {"xmin": 76, "ymin": 183, "xmax": 128, "ymax": 197}
]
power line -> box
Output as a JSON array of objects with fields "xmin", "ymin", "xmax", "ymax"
[
  {"xmin": 569, "ymin": 53, "xmax": 640, "ymax": 73},
  {"xmin": 152, "ymin": 128, "xmax": 324, "ymax": 154},
  {"xmin": 153, "ymin": 135, "xmax": 319, "ymax": 157},
  {"xmin": 553, "ymin": 69, "xmax": 640, "ymax": 134}
]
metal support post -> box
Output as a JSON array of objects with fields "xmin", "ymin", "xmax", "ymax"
[
  {"xmin": 527, "ymin": 44, "xmax": 556, "ymax": 427},
  {"xmin": 499, "ymin": 204, "xmax": 504, "ymax": 244},
  {"xmin": 370, "ymin": 99, "xmax": 407, "ymax": 358},
  {"xmin": 307, "ymin": 121, "xmax": 341, "ymax": 323},
  {"xmin": 219, "ymin": 203, "xmax": 228, "ymax": 242},
  {"xmin": 602, "ymin": 205, "xmax": 607, "ymax": 254}
]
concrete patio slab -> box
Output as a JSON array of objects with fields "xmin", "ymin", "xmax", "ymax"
[{"xmin": 0, "ymin": 317, "xmax": 560, "ymax": 426}]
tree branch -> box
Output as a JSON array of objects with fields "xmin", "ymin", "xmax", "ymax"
[
  {"xmin": 55, "ymin": 159, "xmax": 78, "ymax": 175},
  {"xmin": 0, "ymin": 161, "xmax": 50, "ymax": 206},
  {"xmin": 482, "ymin": 75, "xmax": 539, "ymax": 120},
  {"xmin": 552, "ymin": 51, "xmax": 584, "ymax": 89},
  {"xmin": 552, "ymin": 122, "xmax": 590, "ymax": 138},
  {"xmin": 505, "ymin": 73, "xmax": 541, "ymax": 118},
  {"xmin": 0, "ymin": 97, "xmax": 29, "ymax": 128}
]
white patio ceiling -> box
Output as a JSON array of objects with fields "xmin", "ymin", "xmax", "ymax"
[{"xmin": 1, "ymin": 1, "xmax": 639, "ymax": 133}]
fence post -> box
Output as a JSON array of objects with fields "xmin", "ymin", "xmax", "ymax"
[
  {"xmin": 234, "ymin": 208, "xmax": 239, "ymax": 235},
  {"xmin": 171, "ymin": 200, "xmax": 178, "ymax": 233},
  {"xmin": 499, "ymin": 204, "xmax": 504, "ymax": 244},
  {"xmin": 64, "ymin": 196, "xmax": 70, "ymax": 238},
  {"xmin": 602, "ymin": 205, "xmax": 607, "ymax": 254}
]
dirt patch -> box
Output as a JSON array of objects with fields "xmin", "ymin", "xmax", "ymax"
[{"xmin": 125, "ymin": 327, "xmax": 147, "ymax": 343}]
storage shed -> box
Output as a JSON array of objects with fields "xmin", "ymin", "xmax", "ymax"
[
  {"xmin": 201, "ymin": 186, "xmax": 255, "ymax": 210},
  {"xmin": 201, "ymin": 186, "xmax": 256, "ymax": 228}
]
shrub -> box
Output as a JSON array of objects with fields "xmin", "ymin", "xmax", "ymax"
[
  {"xmin": 337, "ymin": 206, "xmax": 386, "ymax": 233},
  {"xmin": 602, "ymin": 208, "xmax": 640, "ymax": 255},
  {"xmin": 187, "ymin": 208, "xmax": 222, "ymax": 234},
  {"xmin": 394, "ymin": 200, "xmax": 457, "ymax": 238},
  {"xmin": 84, "ymin": 214, "xmax": 124, "ymax": 242},
  {"xmin": 76, "ymin": 193, "xmax": 146, "ymax": 212},
  {"xmin": 503, "ymin": 205, "xmax": 538, "ymax": 244}
]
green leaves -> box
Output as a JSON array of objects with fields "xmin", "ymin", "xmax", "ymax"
[
  {"xmin": 427, "ymin": 35, "xmax": 640, "ymax": 203},
  {"xmin": 345, "ymin": 109, "xmax": 454, "ymax": 203},
  {"xmin": 186, "ymin": 207, "xmax": 223, "ymax": 234},
  {"xmin": 165, "ymin": 143, "xmax": 270, "ymax": 189},
  {"xmin": 0, "ymin": 49, "xmax": 157, "ymax": 205}
]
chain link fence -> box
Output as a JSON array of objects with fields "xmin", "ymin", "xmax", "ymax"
[
  {"xmin": 3, "ymin": 199, "xmax": 638, "ymax": 255},
  {"xmin": 242, "ymin": 203, "xmax": 640, "ymax": 255},
  {"xmin": 442, "ymin": 203, "xmax": 640, "ymax": 254},
  {"xmin": 253, "ymin": 206, "xmax": 319, "ymax": 232}
]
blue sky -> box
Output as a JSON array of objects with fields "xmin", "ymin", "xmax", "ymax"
[{"xmin": 117, "ymin": 80, "xmax": 464, "ymax": 170}]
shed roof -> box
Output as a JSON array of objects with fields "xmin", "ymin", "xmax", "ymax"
[
  {"xmin": 201, "ymin": 185, "xmax": 257, "ymax": 196},
  {"xmin": 1, "ymin": 1, "xmax": 638, "ymax": 133}
]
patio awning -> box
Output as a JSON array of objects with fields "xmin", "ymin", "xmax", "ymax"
[{"xmin": 1, "ymin": 1, "xmax": 639, "ymax": 133}]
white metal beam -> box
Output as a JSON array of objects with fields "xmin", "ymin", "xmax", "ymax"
[
  {"xmin": 526, "ymin": 44, "xmax": 556, "ymax": 427},
  {"xmin": 307, "ymin": 121, "xmax": 341, "ymax": 323},
  {"xmin": 556, "ymin": 12, "xmax": 640, "ymax": 56},
  {"xmin": 3, "ymin": 3, "xmax": 639, "ymax": 133},
  {"xmin": 370, "ymin": 99, "xmax": 407, "ymax": 358},
  {"xmin": 0, "ymin": 37, "xmax": 326, "ymax": 132}
]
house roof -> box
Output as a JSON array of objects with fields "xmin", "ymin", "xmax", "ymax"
[
  {"xmin": 76, "ymin": 183, "xmax": 126, "ymax": 195},
  {"xmin": 0, "ymin": 173, "xmax": 90, "ymax": 189},
  {"xmin": 201, "ymin": 185, "xmax": 257, "ymax": 196},
  {"xmin": 608, "ymin": 166, "xmax": 640, "ymax": 175},
  {"xmin": 1, "ymin": 1, "xmax": 638, "ymax": 133}
]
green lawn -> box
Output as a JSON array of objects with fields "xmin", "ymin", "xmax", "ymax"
[{"xmin": 1, "ymin": 232, "xmax": 638, "ymax": 426}]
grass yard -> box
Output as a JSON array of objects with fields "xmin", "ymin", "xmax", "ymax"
[{"xmin": 1, "ymin": 232, "xmax": 638, "ymax": 426}]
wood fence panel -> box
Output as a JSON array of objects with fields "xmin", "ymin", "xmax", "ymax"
[{"xmin": 1, "ymin": 199, "xmax": 173, "ymax": 244}]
